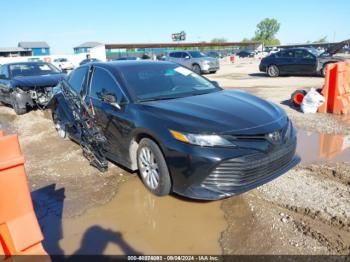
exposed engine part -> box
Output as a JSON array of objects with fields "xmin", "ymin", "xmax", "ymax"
[{"xmin": 29, "ymin": 87, "xmax": 53, "ymax": 107}]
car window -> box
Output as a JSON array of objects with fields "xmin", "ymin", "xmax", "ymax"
[
  {"xmin": 68, "ymin": 67, "xmax": 88, "ymax": 94},
  {"xmin": 175, "ymin": 52, "xmax": 183, "ymax": 58},
  {"xmin": 89, "ymin": 67, "xmax": 125, "ymax": 103},
  {"xmin": 181, "ymin": 52, "xmax": 189, "ymax": 58},
  {"xmin": 295, "ymin": 50, "xmax": 315, "ymax": 59},
  {"xmin": 0, "ymin": 65, "xmax": 10, "ymax": 79},
  {"xmin": 278, "ymin": 50, "xmax": 294, "ymax": 58}
]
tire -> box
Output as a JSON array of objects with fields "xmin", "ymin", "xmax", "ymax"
[
  {"xmin": 137, "ymin": 138, "xmax": 171, "ymax": 196},
  {"xmin": 267, "ymin": 65, "xmax": 279, "ymax": 77},
  {"xmin": 52, "ymin": 109, "xmax": 67, "ymax": 139},
  {"xmin": 10, "ymin": 94, "xmax": 27, "ymax": 115},
  {"xmin": 321, "ymin": 64, "xmax": 328, "ymax": 77},
  {"xmin": 192, "ymin": 64, "xmax": 201, "ymax": 75},
  {"xmin": 291, "ymin": 90, "xmax": 307, "ymax": 106}
]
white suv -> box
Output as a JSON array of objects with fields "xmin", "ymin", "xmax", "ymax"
[{"xmin": 166, "ymin": 51, "xmax": 219, "ymax": 74}]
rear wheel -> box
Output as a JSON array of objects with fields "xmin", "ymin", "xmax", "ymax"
[
  {"xmin": 192, "ymin": 64, "xmax": 201, "ymax": 75},
  {"xmin": 291, "ymin": 90, "xmax": 307, "ymax": 106},
  {"xmin": 267, "ymin": 65, "xmax": 279, "ymax": 77},
  {"xmin": 137, "ymin": 138, "xmax": 171, "ymax": 196}
]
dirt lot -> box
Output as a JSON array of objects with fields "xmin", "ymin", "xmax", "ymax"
[{"xmin": 0, "ymin": 59, "xmax": 349, "ymax": 255}]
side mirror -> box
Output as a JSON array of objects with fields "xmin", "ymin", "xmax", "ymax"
[
  {"xmin": 211, "ymin": 81, "xmax": 220, "ymax": 87},
  {"xmin": 184, "ymin": 56, "xmax": 190, "ymax": 59},
  {"xmin": 101, "ymin": 93, "xmax": 121, "ymax": 110},
  {"xmin": 0, "ymin": 74, "xmax": 7, "ymax": 80}
]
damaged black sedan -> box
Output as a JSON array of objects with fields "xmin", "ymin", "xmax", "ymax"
[
  {"xmin": 49, "ymin": 61, "xmax": 300, "ymax": 200},
  {"xmin": 0, "ymin": 62, "xmax": 65, "ymax": 114}
]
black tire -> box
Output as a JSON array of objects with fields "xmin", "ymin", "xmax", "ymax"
[
  {"xmin": 321, "ymin": 64, "xmax": 329, "ymax": 77},
  {"xmin": 267, "ymin": 65, "xmax": 279, "ymax": 77},
  {"xmin": 137, "ymin": 138, "xmax": 171, "ymax": 196},
  {"xmin": 52, "ymin": 109, "xmax": 67, "ymax": 139},
  {"xmin": 192, "ymin": 64, "xmax": 201, "ymax": 75},
  {"xmin": 291, "ymin": 90, "xmax": 307, "ymax": 106},
  {"xmin": 10, "ymin": 94, "xmax": 27, "ymax": 115}
]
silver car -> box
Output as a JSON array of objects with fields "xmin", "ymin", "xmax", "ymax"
[{"xmin": 166, "ymin": 51, "xmax": 220, "ymax": 74}]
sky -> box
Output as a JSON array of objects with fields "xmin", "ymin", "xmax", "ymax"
[{"xmin": 1, "ymin": 0, "xmax": 349, "ymax": 54}]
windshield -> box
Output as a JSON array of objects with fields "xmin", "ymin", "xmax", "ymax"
[
  {"xmin": 119, "ymin": 63, "xmax": 221, "ymax": 102},
  {"xmin": 307, "ymin": 48, "xmax": 322, "ymax": 57},
  {"xmin": 10, "ymin": 63, "xmax": 61, "ymax": 77},
  {"xmin": 188, "ymin": 51, "xmax": 206, "ymax": 58}
]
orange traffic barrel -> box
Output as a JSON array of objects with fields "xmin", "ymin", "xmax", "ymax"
[{"xmin": 0, "ymin": 133, "xmax": 49, "ymax": 259}]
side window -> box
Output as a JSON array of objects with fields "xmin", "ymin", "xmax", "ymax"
[
  {"xmin": 181, "ymin": 52, "xmax": 189, "ymax": 58},
  {"xmin": 169, "ymin": 53, "xmax": 176, "ymax": 58},
  {"xmin": 280, "ymin": 50, "xmax": 294, "ymax": 58},
  {"xmin": 0, "ymin": 65, "xmax": 10, "ymax": 79},
  {"xmin": 68, "ymin": 67, "xmax": 88, "ymax": 94},
  {"xmin": 295, "ymin": 50, "xmax": 314, "ymax": 59},
  {"xmin": 172, "ymin": 52, "xmax": 182, "ymax": 58},
  {"xmin": 89, "ymin": 67, "xmax": 125, "ymax": 103}
]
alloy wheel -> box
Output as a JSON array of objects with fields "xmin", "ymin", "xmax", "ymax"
[{"xmin": 138, "ymin": 147, "xmax": 160, "ymax": 190}]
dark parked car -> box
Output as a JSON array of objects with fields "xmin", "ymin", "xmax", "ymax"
[
  {"xmin": 0, "ymin": 62, "xmax": 65, "ymax": 114},
  {"xmin": 236, "ymin": 50, "xmax": 255, "ymax": 58},
  {"xmin": 49, "ymin": 61, "xmax": 299, "ymax": 200},
  {"xmin": 112, "ymin": 57, "xmax": 140, "ymax": 61},
  {"xmin": 79, "ymin": 58, "xmax": 101, "ymax": 66},
  {"xmin": 260, "ymin": 44, "xmax": 348, "ymax": 77}
]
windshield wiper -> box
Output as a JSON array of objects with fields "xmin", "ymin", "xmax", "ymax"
[{"xmin": 139, "ymin": 95, "xmax": 183, "ymax": 102}]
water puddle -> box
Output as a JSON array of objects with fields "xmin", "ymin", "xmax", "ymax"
[
  {"xmin": 39, "ymin": 177, "xmax": 227, "ymax": 255},
  {"xmin": 0, "ymin": 113, "xmax": 16, "ymax": 134},
  {"xmin": 297, "ymin": 129, "xmax": 350, "ymax": 164}
]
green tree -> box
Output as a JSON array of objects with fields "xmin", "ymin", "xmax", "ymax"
[
  {"xmin": 211, "ymin": 38, "xmax": 228, "ymax": 43},
  {"xmin": 252, "ymin": 18, "xmax": 281, "ymax": 46},
  {"xmin": 313, "ymin": 36, "xmax": 327, "ymax": 43}
]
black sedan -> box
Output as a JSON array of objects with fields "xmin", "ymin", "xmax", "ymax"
[
  {"xmin": 0, "ymin": 62, "xmax": 65, "ymax": 114},
  {"xmin": 49, "ymin": 61, "xmax": 299, "ymax": 200},
  {"xmin": 236, "ymin": 50, "xmax": 255, "ymax": 58},
  {"xmin": 260, "ymin": 47, "xmax": 344, "ymax": 77}
]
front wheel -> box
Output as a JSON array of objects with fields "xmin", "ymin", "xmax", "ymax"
[
  {"xmin": 10, "ymin": 94, "xmax": 27, "ymax": 115},
  {"xmin": 52, "ymin": 109, "xmax": 67, "ymax": 139},
  {"xmin": 267, "ymin": 65, "xmax": 279, "ymax": 77},
  {"xmin": 137, "ymin": 138, "xmax": 171, "ymax": 196},
  {"xmin": 192, "ymin": 64, "xmax": 201, "ymax": 75}
]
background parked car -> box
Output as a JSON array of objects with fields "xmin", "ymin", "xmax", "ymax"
[
  {"xmin": 166, "ymin": 50, "xmax": 219, "ymax": 74},
  {"xmin": 0, "ymin": 62, "xmax": 65, "ymax": 114},
  {"xmin": 53, "ymin": 58, "xmax": 74, "ymax": 71},
  {"xmin": 79, "ymin": 58, "xmax": 101, "ymax": 66},
  {"xmin": 259, "ymin": 47, "xmax": 346, "ymax": 77},
  {"xmin": 112, "ymin": 56, "xmax": 140, "ymax": 61},
  {"xmin": 206, "ymin": 51, "xmax": 223, "ymax": 59},
  {"xmin": 236, "ymin": 50, "xmax": 255, "ymax": 58}
]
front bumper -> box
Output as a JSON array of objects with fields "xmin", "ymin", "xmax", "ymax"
[
  {"xmin": 167, "ymin": 137, "xmax": 299, "ymax": 200},
  {"xmin": 201, "ymin": 63, "xmax": 220, "ymax": 73}
]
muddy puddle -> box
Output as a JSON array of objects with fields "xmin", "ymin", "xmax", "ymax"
[
  {"xmin": 38, "ymin": 177, "xmax": 227, "ymax": 255},
  {"xmin": 0, "ymin": 113, "xmax": 16, "ymax": 133},
  {"xmin": 297, "ymin": 129, "xmax": 350, "ymax": 164}
]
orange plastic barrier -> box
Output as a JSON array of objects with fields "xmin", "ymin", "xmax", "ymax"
[
  {"xmin": 318, "ymin": 60, "xmax": 350, "ymax": 115},
  {"xmin": 319, "ymin": 133, "xmax": 344, "ymax": 159},
  {"xmin": 0, "ymin": 132, "xmax": 49, "ymax": 260}
]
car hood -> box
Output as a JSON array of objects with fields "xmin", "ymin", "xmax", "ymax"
[
  {"xmin": 12, "ymin": 74, "xmax": 66, "ymax": 90},
  {"xmin": 142, "ymin": 90, "xmax": 287, "ymax": 135}
]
